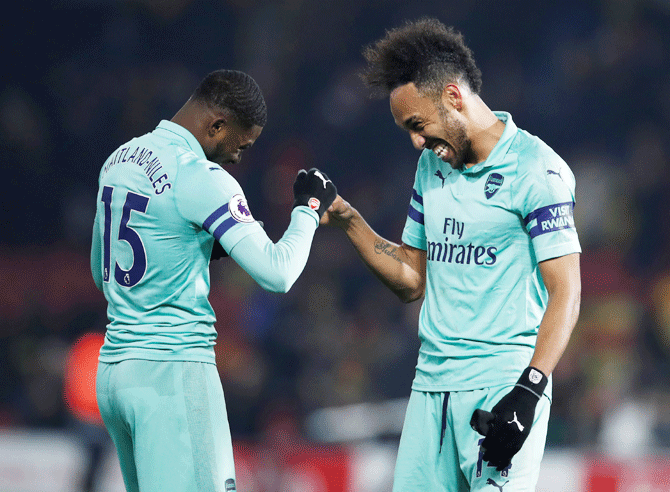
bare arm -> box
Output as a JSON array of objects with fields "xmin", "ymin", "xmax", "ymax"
[
  {"xmin": 530, "ymin": 252, "xmax": 581, "ymax": 375},
  {"xmin": 321, "ymin": 195, "xmax": 426, "ymax": 303}
]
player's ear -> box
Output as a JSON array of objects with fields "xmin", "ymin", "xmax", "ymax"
[
  {"xmin": 209, "ymin": 118, "xmax": 226, "ymax": 137},
  {"xmin": 442, "ymin": 84, "xmax": 463, "ymax": 112},
  {"xmin": 208, "ymin": 112, "xmax": 230, "ymax": 137}
]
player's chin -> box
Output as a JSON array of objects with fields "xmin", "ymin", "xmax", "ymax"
[
  {"xmin": 213, "ymin": 154, "xmax": 239, "ymax": 166},
  {"xmin": 448, "ymin": 156, "xmax": 466, "ymax": 170}
]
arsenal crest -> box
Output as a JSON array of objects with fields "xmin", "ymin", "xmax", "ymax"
[{"xmin": 484, "ymin": 173, "xmax": 504, "ymax": 199}]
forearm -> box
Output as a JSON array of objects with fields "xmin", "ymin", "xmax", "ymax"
[
  {"xmin": 343, "ymin": 208, "xmax": 424, "ymax": 303},
  {"xmin": 228, "ymin": 207, "xmax": 318, "ymax": 293},
  {"xmin": 530, "ymin": 269, "xmax": 581, "ymax": 375}
]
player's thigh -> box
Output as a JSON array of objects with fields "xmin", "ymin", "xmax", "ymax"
[
  {"xmin": 454, "ymin": 386, "xmax": 550, "ymax": 492},
  {"xmin": 96, "ymin": 361, "xmax": 140, "ymax": 492},
  {"xmin": 113, "ymin": 360, "xmax": 236, "ymax": 492},
  {"xmin": 393, "ymin": 391, "xmax": 467, "ymax": 492}
]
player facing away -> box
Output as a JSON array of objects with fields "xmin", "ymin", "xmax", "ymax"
[
  {"xmin": 321, "ymin": 18, "xmax": 581, "ymax": 491},
  {"xmin": 90, "ymin": 69, "xmax": 336, "ymax": 492}
]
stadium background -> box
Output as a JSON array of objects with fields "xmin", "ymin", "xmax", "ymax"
[{"xmin": 1, "ymin": 0, "xmax": 669, "ymax": 490}]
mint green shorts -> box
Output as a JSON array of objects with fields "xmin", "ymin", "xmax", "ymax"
[
  {"xmin": 393, "ymin": 386, "xmax": 550, "ymax": 492},
  {"xmin": 96, "ymin": 360, "xmax": 236, "ymax": 492}
]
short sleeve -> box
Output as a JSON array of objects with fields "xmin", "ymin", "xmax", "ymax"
[
  {"xmin": 513, "ymin": 153, "xmax": 581, "ymax": 262},
  {"xmin": 401, "ymin": 154, "xmax": 428, "ymax": 250},
  {"xmin": 175, "ymin": 160, "xmax": 263, "ymax": 253}
]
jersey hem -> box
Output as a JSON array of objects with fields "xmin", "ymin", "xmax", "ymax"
[
  {"xmin": 98, "ymin": 350, "xmax": 216, "ymax": 364},
  {"xmin": 410, "ymin": 381, "xmax": 553, "ymax": 402},
  {"xmin": 534, "ymin": 242, "xmax": 582, "ymax": 263},
  {"xmin": 401, "ymin": 231, "xmax": 426, "ymax": 251}
]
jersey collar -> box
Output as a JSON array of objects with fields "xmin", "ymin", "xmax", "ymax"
[
  {"xmin": 154, "ymin": 120, "xmax": 207, "ymax": 160},
  {"xmin": 462, "ymin": 111, "xmax": 517, "ymax": 174}
]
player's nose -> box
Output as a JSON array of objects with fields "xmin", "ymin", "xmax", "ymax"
[{"xmin": 410, "ymin": 132, "xmax": 426, "ymax": 150}]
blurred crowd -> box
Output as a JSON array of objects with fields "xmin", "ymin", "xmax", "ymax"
[{"xmin": 1, "ymin": 0, "xmax": 669, "ymax": 461}]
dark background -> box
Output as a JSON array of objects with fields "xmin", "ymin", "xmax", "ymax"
[{"xmin": 1, "ymin": 0, "xmax": 669, "ymax": 454}]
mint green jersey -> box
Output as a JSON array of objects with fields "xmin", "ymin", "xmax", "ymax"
[
  {"xmin": 92, "ymin": 120, "xmax": 266, "ymax": 363},
  {"xmin": 401, "ymin": 112, "xmax": 581, "ymax": 395}
]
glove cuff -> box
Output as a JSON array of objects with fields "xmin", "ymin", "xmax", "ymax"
[
  {"xmin": 514, "ymin": 366, "xmax": 548, "ymax": 400},
  {"xmin": 291, "ymin": 204, "xmax": 320, "ymax": 227},
  {"xmin": 293, "ymin": 196, "xmax": 325, "ymax": 218}
]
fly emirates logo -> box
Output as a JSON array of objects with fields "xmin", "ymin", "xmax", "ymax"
[{"xmin": 427, "ymin": 218, "xmax": 497, "ymax": 266}]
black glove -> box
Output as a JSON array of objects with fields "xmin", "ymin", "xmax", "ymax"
[
  {"xmin": 470, "ymin": 366, "xmax": 548, "ymax": 471},
  {"xmin": 292, "ymin": 168, "xmax": 337, "ymax": 219},
  {"xmin": 210, "ymin": 221, "xmax": 264, "ymax": 260}
]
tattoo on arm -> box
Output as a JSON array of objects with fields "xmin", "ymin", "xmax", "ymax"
[{"xmin": 374, "ymin": 240, "xmax": 403, "ymax": 263}]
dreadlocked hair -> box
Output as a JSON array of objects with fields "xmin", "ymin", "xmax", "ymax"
[
  {"xmin": 192, "ymin": 69, "xmax": 267, "ymax": 128},
  {"xmin": 361, "ymin": 17, "xmax": 482, "ymax": 100}
]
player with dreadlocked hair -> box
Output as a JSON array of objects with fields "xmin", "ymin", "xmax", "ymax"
[
  {"xmin": 91, "ymin": 69, "xmax": 336, "ymax": 492},
  {"xmin": 322, "ymin": 18, "xmax": 581, "ymax": 491},
  {"xmin": 361, "ymin": 18, "xmax": 482, "ymax": 101}
]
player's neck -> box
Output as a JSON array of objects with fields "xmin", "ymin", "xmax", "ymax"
[
  {"xmin": 464, "ymin": 109, "xmax": 505, "ymax": 168},
  {"xmin": 171, "ymin": 101, "xmax": 208, "ymax": 144}
]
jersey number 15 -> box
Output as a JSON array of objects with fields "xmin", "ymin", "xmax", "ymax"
[{"xmin": 101, "ymin": 185, "xmax": 150, "ymax": 287}]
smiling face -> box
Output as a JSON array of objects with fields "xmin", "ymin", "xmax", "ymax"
[{"xmin": 390, "ymin": 82, "xmax": 471, "ymax": 170}]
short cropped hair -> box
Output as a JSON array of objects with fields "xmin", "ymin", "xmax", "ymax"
[
  {"xmin": 192, "ymin": 69, "xmax": 268, "ymax": 128},
  {"xmin": 361, "ymin": 18, "xmax": 482, "ymax": 99}
]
